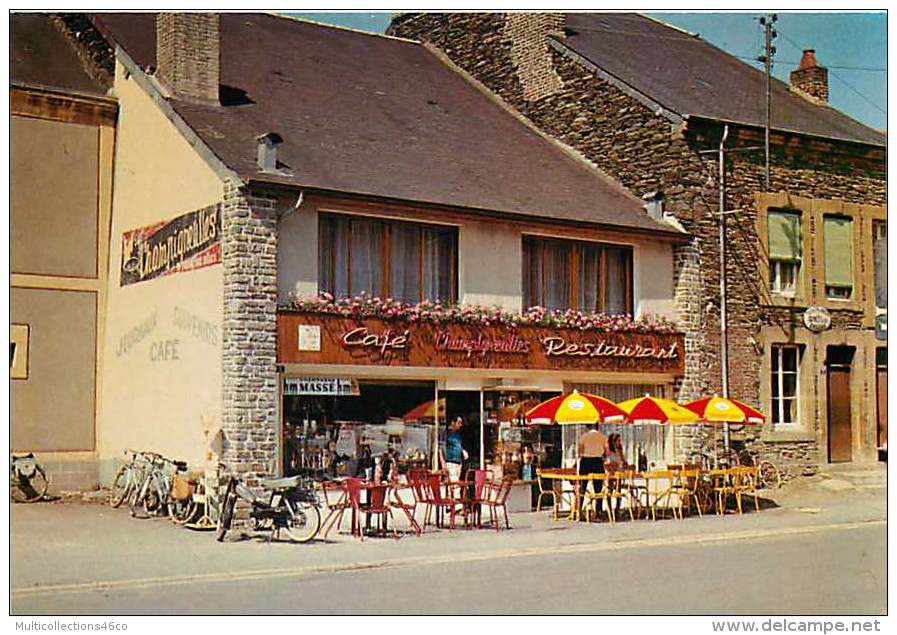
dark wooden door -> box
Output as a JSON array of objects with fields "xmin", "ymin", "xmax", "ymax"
[
  {"xmin": 876, "ymin": 348, "xmax": 887, "ymax": 449},
  {"xmin": 826, "ymin": 348, "xmax": 853, "ymax": 463}
]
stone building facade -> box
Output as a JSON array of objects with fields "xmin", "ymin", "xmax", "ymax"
[{"xmin": 389, "ymin": 13, "xmax": 887, "ymax": 475}]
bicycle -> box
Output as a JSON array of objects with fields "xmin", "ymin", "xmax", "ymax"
[
  {"xmin": 109, "ymin": 449, "xmax": 152, "ymax": 508},
  {"xmin": 733, "ymin": 445, "xmax": 782, "ymax": 490},
  {"xmin": 128, "ymin": 453, "xmax": 186, "ymax": 517},
  {"xmin": 11, "ymin": 453, "xmax": 49, "ymax": 503}
]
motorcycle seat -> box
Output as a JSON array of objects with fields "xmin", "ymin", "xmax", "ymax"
[{"xmin": 259, "ymin": 475, "xmax": 302, "ymax": 490}]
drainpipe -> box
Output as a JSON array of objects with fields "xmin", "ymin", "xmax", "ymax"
[{"xmin": 719, "ymin": 124, "xmax": 731, "ymax": 452}]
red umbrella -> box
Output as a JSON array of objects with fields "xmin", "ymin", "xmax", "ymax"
[{"xmin": 525, "ymin": 390, "xmax": 628, "ymax": 425}]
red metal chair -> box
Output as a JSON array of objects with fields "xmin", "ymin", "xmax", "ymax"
[
  {"xmin": 481, "ymin": 476, "xmax": 514, "ymax": 531},
  {"xmin": 464, "ymin": 468, "xmax": 493, "ymax": 528},
  {"xmin": 365, "ymin": 483, "xmax": 399, "ymax": 539},
  {"xmin": 319, "ymin": 479, "xmax": 350, "ymax": 539},
  {"xmin": 407, "ymin": 469, "xmax": 434, "ymax": 531},
  {"xmin": 425, "ymin": 470, "xmax": 466, "ymax": 529},
  {"xmin": 344, "ymin": 478, "xmax": 364, "ymax": 539},
  {"xmin": 389, "ymin": 476, "xmax": 422, "ymax": 536}
]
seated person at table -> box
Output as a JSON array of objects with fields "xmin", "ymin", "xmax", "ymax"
[
  {"xmin": 356, "ymin": 445, "xmax": 373, "ymax": 479},
  {"xmin": 577, "ymin": 424, "xmax": 608, "ymax": 510},
  {"xmin": 603, "ymin": 433, "xmax": 628, "ymax": 472}
]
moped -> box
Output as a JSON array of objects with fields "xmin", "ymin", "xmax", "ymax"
[{"xmin": 216, "ymin": 468, "xmax": 321, "ymax": 543}]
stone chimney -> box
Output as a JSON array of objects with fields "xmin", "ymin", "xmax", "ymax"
[
  {"xmin": 789, "ymin": 49, "xmax": 828, "ymax": 103},
  {"xmin": 156, "ymin": 13, "xmax": 220, "ymax": 105},
  {"xmin": 502, "ymin": 13, "xmax": 566, "ymax": 102}
]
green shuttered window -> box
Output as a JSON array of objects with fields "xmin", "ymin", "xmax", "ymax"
[
  {"xmin": 768, "ymin": 211, "xmax": 802, "ymax": 260},
  {"xmin": 823, "ymin": 216, "xmax": 853, "ymax": 299},
  {"xmin": 767, "ymin": 210, "xmax": 802, "ymax": 296}
]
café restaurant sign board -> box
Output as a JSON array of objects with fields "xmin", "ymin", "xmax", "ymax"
[
  {"xmin": 120, "ymin": 204, "xmax": 221, "ymax": 287},
  {"xmin": 278, "ymin": 313, "xmax": 684, "ymax": 375}
]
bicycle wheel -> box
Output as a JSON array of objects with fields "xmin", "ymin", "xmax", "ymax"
[
  {"xmin": 216, "ymin": 480, "xmax": 237, "ymax": 542},
  {"xmin": 12, "ymin": 465, "xmax": 49, "ymax": 503},
  {"xmin": 109, "ymin": 466, "xmax": 131, "ymax": 507},
  {"xmin": 143, "ymin": 484, "xmax": 162, "ymax": 515},
  {"xmin": 758, "ymin": 460, "xmax": 781, "ymax": 489},
  {"xmin": 170, "ymin": 498, "xmax": 197, "ymax": 525},
  {"xmin": 283, "ymin": 501, "xmax": 321, "ymax": 543}
]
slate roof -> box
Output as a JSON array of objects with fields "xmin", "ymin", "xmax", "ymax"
[
  {"xmin": 91, "ymin": 13, "xmax": 677, "ymax": 235},
  {"xmin": 10, "ymin": 13, "xmax": 109, "ymax": 95},
  {"xmin": 562, "ymin": 13, "xmax": 885, "ymax": 147}
]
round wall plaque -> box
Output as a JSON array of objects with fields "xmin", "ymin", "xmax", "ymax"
[{"xmin": 803, "ymin": 306, "xmax": 832, "ymax": 333}]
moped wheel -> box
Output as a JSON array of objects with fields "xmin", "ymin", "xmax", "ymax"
[
  {"xmin": 216, "ymin": 481, "xmax": 237, "ymax": 542},
  {"xmin": 109, "ymin": 466, "xmax": 131, "ymax": 507},
  {"xmin": 12, "ymin": 466, "xmax": 49, "ymax": 503},
  {"xmin": 283, "ymin": 501, "xmax": 321, "ymax": 543}
]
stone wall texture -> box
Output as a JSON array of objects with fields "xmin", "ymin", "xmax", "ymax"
[
  {"xmin": 221, "ymin": 180, "xmax": 279, "ymax": 516},
  {"xmin": 390, "ymin": 13, "xmax": 886, "ymax": 476}
]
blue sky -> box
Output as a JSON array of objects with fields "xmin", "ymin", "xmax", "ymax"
[{"xmin": 287, "ymin": 11, "xmax": 886, "ymax": 131}]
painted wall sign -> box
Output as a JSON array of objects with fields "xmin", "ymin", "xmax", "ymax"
[
  {"xmin": 120, "ymin": 204, "xmax": 221, "ymax": 287},
  {"xmin": 284, "ymin": 376, "xmax": 360, "ymax": 396},
  {"xmin": 10, "ymin": 323, "xmax": 30, "ymax": 380},
  {"xmin": 278, "ymin": 313, "xmax": 684, "ymax": 375}
]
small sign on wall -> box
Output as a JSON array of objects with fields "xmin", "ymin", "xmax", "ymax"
[
  {"xmin": 10, "ymin": 324, "xmax": 30, "ymax": 380},
  {"xmin": 283, "ymin": 376, "xmax": 360, "ymax": 396},
  {"xmin": 297, "ymin": 325, "xmax": 321, "ymax": 351}
]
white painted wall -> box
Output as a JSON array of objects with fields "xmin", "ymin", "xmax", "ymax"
[{"xmin": 98, "ymin": 61, "xmax": 225, "ymax": 483}]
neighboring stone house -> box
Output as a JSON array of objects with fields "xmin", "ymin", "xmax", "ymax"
[
  {"xmin": 389, "ymin": 13, "xmax": 887, "ymax": 474},
  {"xmin": 10, "ymin": 14, "xmax": 117, "ymax": 493},
  {"xmin": 25, "ymin": 12, "xmax": 696, "ymax": 491}
]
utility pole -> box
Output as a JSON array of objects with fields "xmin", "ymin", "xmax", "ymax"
[{"xmin": 758, "ymin": 14, "xmax": 777, "ymax": 191}]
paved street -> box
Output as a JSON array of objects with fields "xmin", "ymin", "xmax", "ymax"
[{"xmin": 10, "ymin": 472, "xmax": 887, "ymax": 615}]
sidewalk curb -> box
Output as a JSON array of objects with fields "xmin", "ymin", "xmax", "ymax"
[{"xmin": 11, "ymin": 519, "xmax": 884, "ymax": 599}]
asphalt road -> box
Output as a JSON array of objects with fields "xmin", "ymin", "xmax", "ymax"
[{"xmin": 12, "ymin": 522, "xmax": 885, "ymax": 615}]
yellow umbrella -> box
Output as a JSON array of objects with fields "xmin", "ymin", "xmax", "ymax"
[
  {"xmin": 617, "ymin": 395, "xmax": 700, "ymax": 425},
  {"xmin": 525, "ymin": 390, "xmax": 628, "ymax": 425}
]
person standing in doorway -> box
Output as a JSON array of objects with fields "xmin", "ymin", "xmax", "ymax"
[
  {"xmin": 441, "ymin": 416, "xmax": 468, "ymax": 481},
  {"xmin": 577, "ymin": 424, "xmax": 609, "ymax": 516}
]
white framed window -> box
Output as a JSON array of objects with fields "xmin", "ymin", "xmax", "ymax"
[
  {"xmin": 770, "ymin": 260, "xmax": 799, "ymax": 296},
  {"xmin": 771, "ymin": 345, "xmax": 800, "ymax": 427},
  {"xmin": 767, "ymin": 210, "xmax": 802, "ymax": 298}
]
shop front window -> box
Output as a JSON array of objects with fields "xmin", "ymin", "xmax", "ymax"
[
  {"xmin": 564, "ymin": 383, "xmax": 671, "ymax": 468},
  {"xmin": 522, "ymin": 236, "xmax": 632, "ymax": 315},
  {"xmin": 319, "ymin": 213, "xmax": 457, "ymax": 304},
  {"xmin": 282, "ymin": 379, "xmax": 437, "ymax": 477},
  {"xmin": 771, "ymin": 345, "xmax": 800, "ymax": 427}
]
